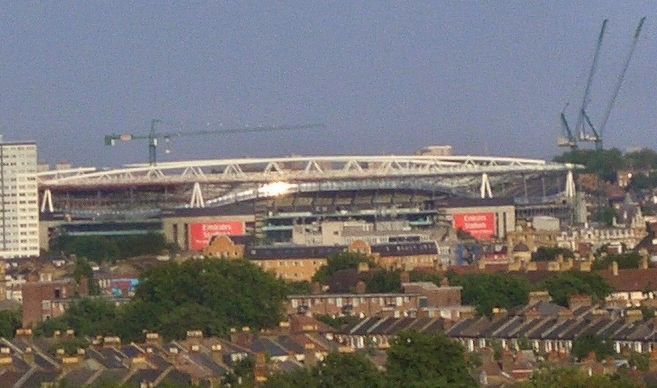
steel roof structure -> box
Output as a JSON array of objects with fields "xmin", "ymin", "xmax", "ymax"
[{"xmin": 36, "ymin": 155, "xmax": 578, "ymax": 211}]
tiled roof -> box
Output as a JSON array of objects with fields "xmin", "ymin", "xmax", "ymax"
[
  {"xmin": 126, "ymin": 368, "xmax": 162, "ymax": 386},
  {"xmin": 21, "ymin": 369, "xmax": 60, "ymax": 388},
  {"xmin": 247, "ymin": 245, "xmax": 345, "ymax": 260},
  {"xmin": 371, "ymin": 241, "xmax": 438, "ymax": 257},
  {"xmin": 598, "ymin": 268, "xmax": 657, "ymax": 292},
  {"xmin": 61, "ymin": 367, "xmax": 97, "ymax": 387},
  {"xmin": 250, "ymin": 338, "xmax": 289, "ymax": 357}
]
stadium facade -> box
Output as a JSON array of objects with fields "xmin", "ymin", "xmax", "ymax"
[{"xmin": 36, "ymin": 154, "xmax": 578, "ymax": 253}]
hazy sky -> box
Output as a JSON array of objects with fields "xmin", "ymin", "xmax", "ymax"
[{"xmin": 1, "ymin": 1, "xmax": 656, "ymax": 167}]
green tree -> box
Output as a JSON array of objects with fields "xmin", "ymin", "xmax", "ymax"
[
  {"xmin": 48, "ymin": 337, "xmax": 90, "ymax": 356},
  {"xmin": 532, "ymin": 247, "xmax": 574, "ymax": 262},
  {"xmin": 541, "ymin": 271, "xmax": 612, "ymax": 306},
  {"xmin": 314, "ymin": 315, "xmax": 360, "ymax": 331},
  {"xmin": 592, "ymin": 252, "xmax": 642, "ymax": 270},
  {"xmin": 264, "ymin": 367, "xmax": 315, "ymax": 388},
  {"xmin": 554, "ymin": 148, "xmax": 625, "ymax": 182},
  {"xmin": 361, "ymin": 269, "xmax": 402, "ymax": 293},
  {"xmin": 593, "ymin": 207, "xmax": 618, "ymax": 226},
  {"xmin": 285, "ymin": 281, "xmax": 313, "ymax": 295},
  {"xmin": 0, "ymin": 309, "xmax": 21, "ymax": 338},
  {"xmin": 36, "ymin": 298, "xmax": 118, "ymax": 337},
  {"xmin": 55, "ymin": 233, "xmax": 168, "ymax": 263},
  {"xmin": 386, "ymin": 330, "xmax": 475, "ymax": 388},
  {"xmin": 223, "ymin": 357, "xmax": 255, "ymax": 387},
  {"xmin": 640, "ymin": 306, "xmax": 655, "ymax": 320},
  {"xmin": 409, "ymin": 270, "xmax": 442, "ymax": 285},
  {"xmin": 312, "ymin": 252, "xmax": 373, "ymax": 284},
  {"xmin": 625, "ymin": 148, "xmax": 657, "ymax": 170},
  {"xmin": 629, "ymin": 172, "xmax": 657, "ymax": 190},
  {"xmin": 73, "ymin": 257, "xmax": 100, "ymax": 295},
  {"xmin": 627, "ymin": 351, "xmax": 649, "ymax": 372},
  {"xmin": 571, "ymin": 334, "xmax": 615, "ymax": 361},
  {"xmin": 314, "ymin": 352, "xmax": 384, "ymax": 388},
  {"xmin": 117, "ymin": 259, "xmax": 289, "ymax": 340},
  {"xmin": 264, "ymin": 352, "xmax": 384, "ymax": 388},
  {"xmin": 449, "ymin": 273, "xmax": 530, "ymax": 316},
  {"xmin": 67, "ymin": 236, "xmax": 120, "ymax": 262},
  {"xmin": 114, "ymin": 233, "xmax": 167, "ymax": 257},
  {"xmin": 520, "ymin": 366, "xmax": 642, "ymax": 388},
  {"xmin": 36, "ymin": 259, "xmax": 290, "ymax": 341}
]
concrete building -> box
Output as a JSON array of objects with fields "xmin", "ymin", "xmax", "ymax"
[
  {"xmin": 0, "ymin": 139, "xmax": 39, "ymax": 258},
  {"xmin": 439, "ymin": 198, "xmax": 516, "ymax": 239},
  {"xmin": 292, "ymin": 220, "xmax": 431, "ymax": 246}
]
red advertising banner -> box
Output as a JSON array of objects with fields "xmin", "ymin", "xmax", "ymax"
[
  {"xmin": 452, "ymin": 212, "xmax": 496, "ymax": 240},
  {"xmin": 189, "ymin": 222, "xmax": 245, "ymax": 251}
]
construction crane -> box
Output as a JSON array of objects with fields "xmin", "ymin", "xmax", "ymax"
[
  {"xmin": 105, "ymin": 120, "xmax": 325, "ymax": 165},
  {"xmin": 558, "ymin": 19, "xmax": 607, "ymax": 150},
  {"xmin": 559, "ymin": 17, "xmax": 646, "ymax": 151},
  {"xmin": 592, "ymin": 16, "xmax": 646, "ymax": 150}
]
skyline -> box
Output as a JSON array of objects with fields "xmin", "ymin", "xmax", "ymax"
[{"xmin": 1, "ymin": 1, "xmax": 656, "ymax": 167}]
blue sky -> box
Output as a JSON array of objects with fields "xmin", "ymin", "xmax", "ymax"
[{"xmin": 1, "ymin": 1, "xmax": 656, "ymax": 166}]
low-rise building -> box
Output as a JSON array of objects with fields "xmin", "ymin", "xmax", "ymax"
[
  {"xmin": 22, "ymin": 273, "xmax": 89, "ymax": 328},
  {"xmin": 202, "ymin": 236, "xmax": 447, "ymax": 281},
  {"xmin": 287, "ymin": 293, "xmax": 420, "ymax": 318},
  {"xmin": 557, "ymin": 225, "xmax": 646, "ymax": 252},
  {"xmin": 288, "ymin": 279, "xmax": 471, "ymax": 320},
  {"xmin": 292, "ymin": 220, "xmax": 432, "ymax": 246}
]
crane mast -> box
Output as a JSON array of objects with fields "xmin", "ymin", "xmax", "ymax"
[
  {"xmin": 574, "ymin": 19, "xmax": 608, "ymax": 142},
  {"xmin": 558, "ymin": 17, "xmax": 646, "ymax": 150},
  {"xmin": 595, "ymin": 16, "xmax": 646, "ymax": 149}
]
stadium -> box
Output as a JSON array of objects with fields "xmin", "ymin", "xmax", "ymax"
[{"xmin": 36, "ymin": 153, "xmax": 578, "ymax": 251}]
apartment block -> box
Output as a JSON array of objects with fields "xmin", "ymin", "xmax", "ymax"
[{"xmin": 0, "ymin": 139, "xmax": 39, "ymax": 258}]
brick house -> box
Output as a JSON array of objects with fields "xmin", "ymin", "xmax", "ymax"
[{"xmin": 22, "ymin": 271, "xmax": 89, "ymax": 328}]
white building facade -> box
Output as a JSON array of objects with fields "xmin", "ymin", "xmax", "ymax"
[{"xmin": 0, "ymin": 141, "xmax": 39, "ymax": 258}]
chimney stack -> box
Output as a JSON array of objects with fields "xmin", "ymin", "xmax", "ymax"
[
  {"xmin": 528, "ymin": 291, "xmax": 552, "ymax": 305},
  {"xmin": 211, "ymin": 343, "xmax": 223, "ymax": 364},
  {"xmin": 23, "ymin": 347, "xmax": 35, "ymax": 365},
  {"xmin": 611, "ymin": 261, "xmax": 619, "ymax": 276},
  {"xmin": 304, "ymin": 343, "xmax": 318, "ymax": 367}
]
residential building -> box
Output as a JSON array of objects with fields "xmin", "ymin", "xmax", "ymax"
[
  {"xmin": 287, "ymin": 293, "xmax": 421, "ymax": 318},
  {"xmin": 335, "ymin": 295, "xmax": 657, "ymax": 356},
  {"xmin": 21, "ymin": 269, "xmax": 89, "ymax": 328},
  {"xmin": 0, "ymin": 139, "xmax": 39, "ymax": 258},
  {"xmin": 288, "ymin": 279, "xmax": 471, "ymax": 320},
  {"xmin": 557, "ymin": 225, "xmax": 646, "ymax": 252},
  {"xmin": 203, "ymin": 237, "xmax": 447, "ymax": 281}
]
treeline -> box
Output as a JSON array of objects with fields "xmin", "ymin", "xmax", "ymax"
[
  {"xmin": 312, "ymin": 252, "xmax": 615, "ymax": 316},
  {"xmin": 554, "ymin": 147, "xmax": 657, "ymax": 188},
  {"xmin": 36, "ymin": 259, "xmax": 292, "ymax": 341},
  {"xmin": 265, "ymin": 330, "xmax": 476, "ymax": 388},
  {"xmin": 10, "ymin": 251, "xmax": 627, "ymax": 343},
  {"xmin": 51, "ymin": 233, "xmax": 170, "ymax": 263},
  {"xmin": 264, "ymin": 330, "xmax": 643, "ymax": 388}
]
